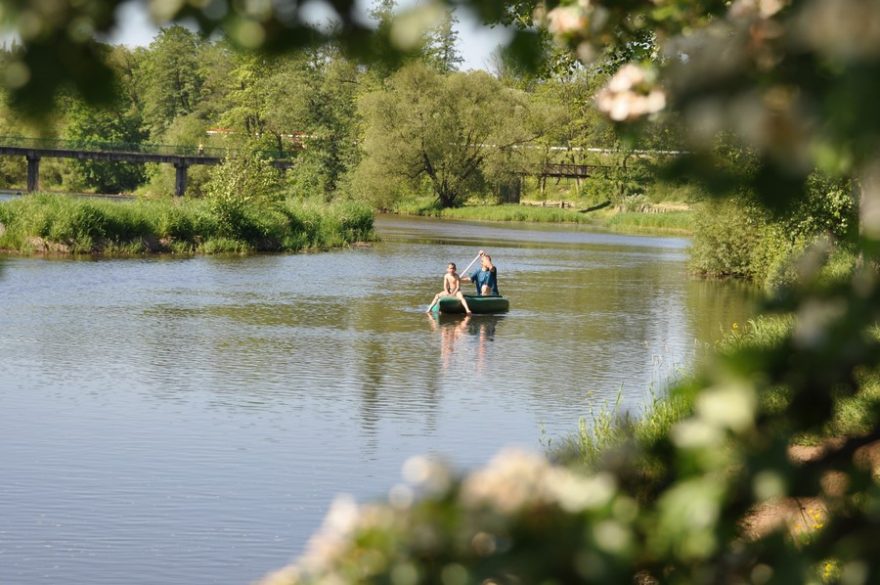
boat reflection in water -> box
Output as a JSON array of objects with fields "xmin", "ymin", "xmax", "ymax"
[{"xmin": 427, "ymin": 313, "xmax": 503, "ymax": 372}]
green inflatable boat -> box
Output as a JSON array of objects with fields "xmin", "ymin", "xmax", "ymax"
[{"xmin": 433, "ymin": 295, "xmax": 509, "ymax": 314}]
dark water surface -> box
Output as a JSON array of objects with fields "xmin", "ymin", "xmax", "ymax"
[{"xmin": 0, "ymin": 215, "xmax": 755, "ymax": 585}]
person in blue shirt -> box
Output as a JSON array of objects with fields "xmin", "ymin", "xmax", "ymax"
[{"xmin": 461, "ymin": 250, "xmax": 499, "ymax": 296}]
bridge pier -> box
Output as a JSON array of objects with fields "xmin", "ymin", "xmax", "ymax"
[
  {"xmin": 174, "ymin": 160, "xmax": 188, "ymax": 197},
  {"xmin": 26, "ymin": 153, "xmax": 40, "ymax": 192}
]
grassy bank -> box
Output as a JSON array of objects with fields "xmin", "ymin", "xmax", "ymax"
[
  {"xmin": 553, "ymin": 310, "xmax": 878, "ymax": 468},
  {"xmin": 0, "ymin": 193, "xmax": 374, "ymax": 255},
  {"xmin": 600, "ymin": 210, "xmax": 694, "ymax": 235},
  {"xmin": 395, "ymin": 200, "xmax": 695, "ymax": 235},
  {"xmin": 438, "ymin": 204, "xmax": 594, "ymax": 224}
]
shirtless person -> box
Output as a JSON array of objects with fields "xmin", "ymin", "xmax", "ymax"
[{"xmin": 426, "ymin": 263, "xmax": 473, "ymax": 314}]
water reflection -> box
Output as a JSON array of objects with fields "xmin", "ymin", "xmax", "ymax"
[
  {"xmin": 428, "ymin": 313, "xmax": 503, "ymax": 373},
  {"xmin": 0, "ymin": 217, "xmax": 757, "ymax": 585}
]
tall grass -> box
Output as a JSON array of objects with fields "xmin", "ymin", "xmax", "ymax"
[
  {"xmin": 552, "ymin": 312, "xmax": 880, "ymax": 467},
  {"xmin": 391, "ymin": 200, "xmax": 694, "ymax": 234},
  {"xmin": 604, "ymin": 211, "xmax": 694, "ymax": 234},
  {"xmin": 551, "ymin": 388, "xmax": 694, "ymax": 469},
  {"xmin": 0, "ymin": 193, "xmax": 374, "ymax": 255},
  {"xmin": 439, "ymin": 204, "xmax": 595, "ymax": 223}
]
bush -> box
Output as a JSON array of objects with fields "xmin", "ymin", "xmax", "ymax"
[
  {"xmin": 690, "ymin": 199, "xmax": 761, "ymax": 279},
  {"xmin": 690, "ymin": 173, "xmax": 857, "ymax": 290},
  {"xmin": 0, "ymin": 194, "xmax": 374, "ymax": 255}
]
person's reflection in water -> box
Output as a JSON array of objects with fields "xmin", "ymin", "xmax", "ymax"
[
  {"xmin": 428, "ymin": 314, "xmax": 501, "ymax": 373},
  {"xmin": 427, "ymin": 313, "xmax": 471, "ymax": 371},
  {"xmin": 464, "ymin": 316, "xmax": 498, "ymax": 374}
]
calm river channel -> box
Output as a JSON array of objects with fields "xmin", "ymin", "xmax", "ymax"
[{"xmin": 0, "ymin": 215, "xmax": 755, "ymax": 585}]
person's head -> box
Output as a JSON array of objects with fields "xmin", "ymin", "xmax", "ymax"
[
  {"xmin": 480, "ymin": 254, "xmax": 492, "ymax": 269},
  {"xmin": 447, "ymin": 263, "xmax": 457, "ymax": 273}
]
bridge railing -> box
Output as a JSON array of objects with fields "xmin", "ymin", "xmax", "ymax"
[{"xmin": 0, "ymin": 136, "xmax": 290, "ymax": 159}]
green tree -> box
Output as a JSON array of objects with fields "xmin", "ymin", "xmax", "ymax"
[
  {"xmin": 221, "ymin": 52, "xmax": 274, "ymax": 140},
  {"xmin": 422, "ymin": 9, "xmax": 463, "ymax": 73},
  {"xmin": 137, "ymin": 26, "xmax": 205, "ymax": 138},
  {"xmin": 356, "ymin": 63, "xmax": 535, "ymax": 208},
  {"xmin": 220, "ymin": 46, "xmax": 361, "ymax": 197},
  {"xmin": 62, "ymin": 97, "xmax": 146, "ymax": 193}
]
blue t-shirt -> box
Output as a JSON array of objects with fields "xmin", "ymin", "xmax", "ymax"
[{"xmin": 470, "ymin": 267, "xmax": 499, "ymax": 296}]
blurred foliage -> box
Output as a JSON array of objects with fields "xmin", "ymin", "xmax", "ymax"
[
  {"xmin": 7, "ymin": 1, "xmax": 880, "ymax": 584},
  {"xmin": 692, "ymin": 172, "xmax": 857, "ymax": 290},
  {"xmin": 0, "ymin": 0, "xmax": 539, "ymax": 116},
  {"xmin": 260, "ymin": 1, "xmax": 880, "ymax": 584}
]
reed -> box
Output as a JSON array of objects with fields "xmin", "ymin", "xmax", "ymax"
[
  {"xmin": 552, "ymin": 313, "xmax": 880, "ymax": 466},
  {"xmin": 0, "ymin": 193, "xmax": 374, "ymax": 256},
  {"xmin": 392, "ymin": 202, "xmax": 695, "ymax": 234},
  {"xmin": 550, "ymin": 387, "xmax": 693, "ymax": 468},
  {"xmin": 603, "ymin": 210, "xmax": 695, "ymax": 234},
  {"xmin": 439, "ymin": 204, "xmax": 594, "ymax": 223}
]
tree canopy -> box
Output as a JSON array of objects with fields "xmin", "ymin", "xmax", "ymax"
[{"xmin": 355, "ymin": 63, "xmax": 535, "ymax": 209}]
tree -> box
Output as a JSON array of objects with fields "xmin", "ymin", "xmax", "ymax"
[
  {"xmin": 356, "ymin": 63, "xmax": 535, "ymax": 208},
  {"xmin": 63, "ymin": 97, "xmax": 146, "ymax": 193},
  {"xmin": 137, "ymin": 26, "xmax": 205, "ymax": 139},
  {"xmin": 221, "ymin": 52, "xmax": 275, "ymax": 140},
  {"xmin": 219, "ymin": 46, "xmax": 361, "ymax": 197},
  {"xmin": 422, "ymin": 9, "xmax": 463, "ymax": 73}
]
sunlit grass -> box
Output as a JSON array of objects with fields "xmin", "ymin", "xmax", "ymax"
[
  {"xmin": 439, "ymin": 204, "xmax": 594, "ymax": 223},
  {"xmin": 604, "ymin": 211, "xmax": 694, "ymax": 234},
  {"xmin": 0, "ymin": 193, "xmax": 374, "ymax": 255},
  {"xmin": 390, "ymin": 200, "xmax": 694, "ymax": 235}
]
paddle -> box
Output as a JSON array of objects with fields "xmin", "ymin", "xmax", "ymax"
[{"xmin": 460, "ymin": 252, "xmax": 482, "ymax": 278}]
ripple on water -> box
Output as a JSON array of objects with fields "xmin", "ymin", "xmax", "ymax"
[{"xmin": 0, "ymin": 219, "xmax": 755, "ymax": 585}]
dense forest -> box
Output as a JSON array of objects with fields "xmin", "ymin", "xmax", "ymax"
[{"xmin": 0, "ymin": 3, "xmax": 670, "ymax": 211}]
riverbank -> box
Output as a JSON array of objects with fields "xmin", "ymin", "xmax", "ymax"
[
  {"xmin": 0, "ymin": 193, "xmax": 374, "ymax": 256},
  {"xmin": 395, "ymin": 202, "xmax": 694, "ymax": 236},
  {"xmin": 552, "ymin": 312, "xmax": 878, "ymax": 468}
]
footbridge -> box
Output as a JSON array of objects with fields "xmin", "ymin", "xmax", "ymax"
[{"xmin": 0, "ymin": 137, "xmax": 291, "ymax": 196}]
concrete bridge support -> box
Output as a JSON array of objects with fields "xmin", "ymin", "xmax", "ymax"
[
  {"xmin": 174, "ymin": 160, "xmax": 188, "ymax": 197},
  {"xmin": 26, "ymin": 153, "xmax": 40, "ymax": 192}
]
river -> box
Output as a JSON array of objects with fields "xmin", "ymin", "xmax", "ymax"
[{"xmin": 0, "ymin": 215, "xmax": 754, "ymax": 585}]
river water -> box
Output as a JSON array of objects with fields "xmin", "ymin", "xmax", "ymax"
[{"xmin": 0, "ymin": 215, "xmax": 754, "ymax": 585}]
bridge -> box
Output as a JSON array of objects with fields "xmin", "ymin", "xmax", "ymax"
[
  {"xmin": 536, "ymin": 163, "xmax": 596, "ymax": 178},
  {"xmin": 0, "ymin": 137, "xmax": 292, "ymax": 196},
  {"xmin": 0, "ymin": 136, "xmax": 605, "ymax": 198}
]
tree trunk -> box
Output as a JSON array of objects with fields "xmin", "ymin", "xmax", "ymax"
[
  {"xmin": 499, "ymin": 177, "xmax": 521, "ymax": 204},
  {"xmin": 437, "ymin": 184, "xmax": 457, "ymax": 208}
]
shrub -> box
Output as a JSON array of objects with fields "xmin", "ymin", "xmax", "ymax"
[
  {"xmin": 690, "ymin": 199, "xmax": 761, "ymax": 279},
  {"xmin": 690, "ymin": 173, "xmax": 856, "ymax": 289},
  {"xmin": 0, "ymin": 194, "xmax": 374, "ymax": 255}
]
